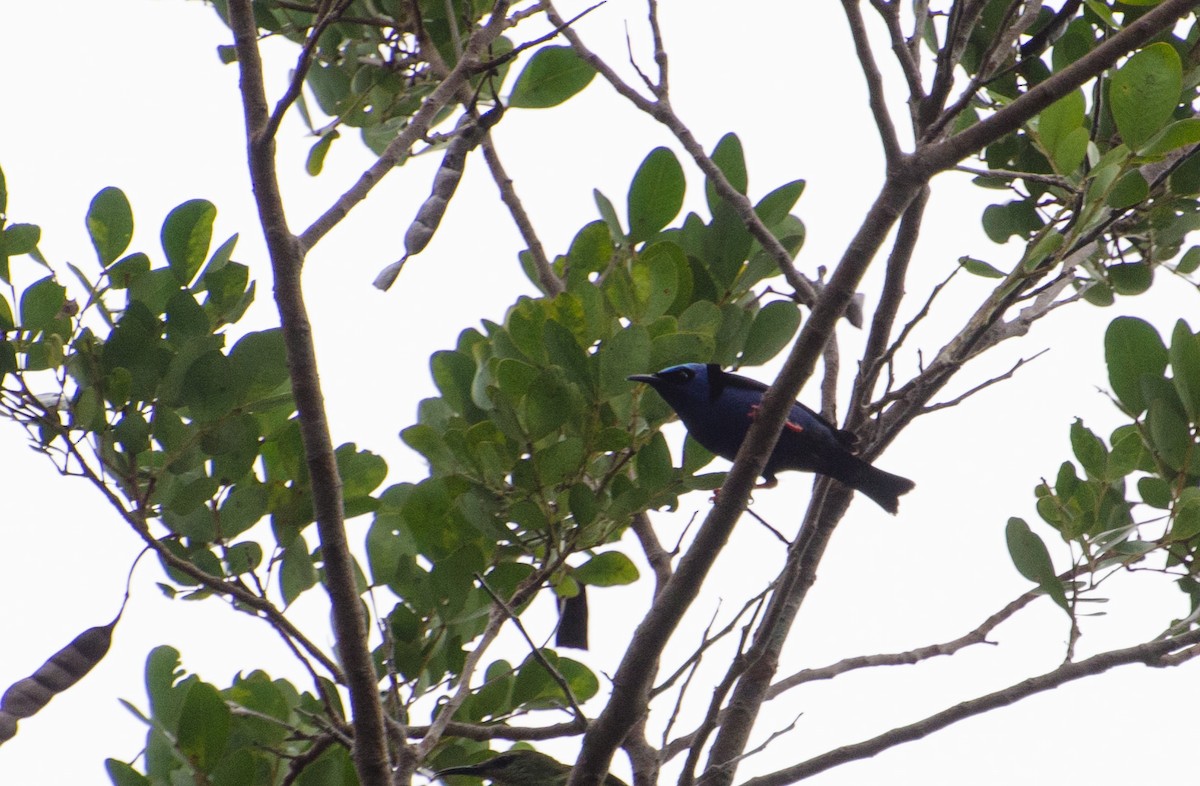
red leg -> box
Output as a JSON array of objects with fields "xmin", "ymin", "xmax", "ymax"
[{"xmin": 748, "ymin": 404, "xmax": 804, "ymax": 433}]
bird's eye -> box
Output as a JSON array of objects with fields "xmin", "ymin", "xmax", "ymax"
[{"xmin": 665, "ymin": 368, "xmax": 692, "ymax": 383}]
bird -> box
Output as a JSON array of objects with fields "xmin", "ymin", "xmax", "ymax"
[
  {"xmin": 435, "ymin": 749, "xmax": 629, "ymax": 786},
  {"xmin": 628, "ymin": 363, "xmax": 914, "ymax": 513}
]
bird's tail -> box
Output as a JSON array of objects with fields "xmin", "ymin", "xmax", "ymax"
[{"xmin": 832, "ymin": 455, "xmax": 915, "ymax": 514}]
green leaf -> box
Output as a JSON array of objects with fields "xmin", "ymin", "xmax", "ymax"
[
  {"xmin": 631, "ymin": 242, "xmax": 683, "ymax": 322},
  {"xmin": 4, "ymin": 223, "xmax": 42, "ymax": 256},
  {"xmin": 87, "ymin": 187, "xmax": 134, "ymax": 265},
  {"xmin": 218, "ymin": 481, "xmax": 268, "ymax": 539},
  {"xmin": 650, "ymin": 331, "xmax": 714, "ymax": 370},
  {"xmin": 705, "ymin": 133, "xmax": 748, "ymax": 216},
  {"xmin": 1139, "ymin": 476, "xmax": 1173, "ymax": 508},
  {"xmin": 594, "ymin": 189, "xmax": 626, "ymax": 243},
  {"xmin": 431, "ymin": 349, "xmax": 478, "ymax": 416},
  {"xmin": 753, "ymin": 179, "xmax": 806, "ymax": 227},
  {"xmin": 306, "ymin": 130, "xmax": 340, "ymax": 176},
  {"xmin": 19, "ymin": 276, "xmax": 65, "ymax": 331},
  {"xmin": 337, "ymin": 443, "xmax": 388, "ymax": 501},
  {"xmin": 1070, "ymin": 419, "xmax": 1107, "ymax": 478},
  {"xmin": 280, "ymin": 538, "xmax": 316, "ymax": 605},
  {"xmin": 739, "ymin": 301, "xmax": 802, "ymax": 367},
  {"xmin": 1169, "ymin": 320, "xmax": 1200, "ymax": 421},
  {"xmin": 176, "ymin": 681, "xmax": 230, "ymax": 773},
  {"xmin": 1142, "ymin": 118, "xmax": 1200, "ymax": 157},
  {"xmin": 958, "ymin": 256, "xmax": 1006, "ymax": 278},
  {"xmin": 599, "ymin": 325, "xmax": 650, "ymax": 398},
  {"xmin": 1036, "ymin": 89, "xmax": 1085, "ymax": 171},
  {"xmin": 982, "ymin": 200, "xmax": 1043, "ymax": 243},
  {"xmin": 1147, "ymin": 395, "xmax": 1191, "ymax": 472},
  {"xmin": 635, "ymin": 431, "xmax": 673, "ymax": 491},
  {"xmin": 1107, "ymin": 431, "xmax": 1144, "ymax": 481},
  {"xmin": 1177, "ymin": 246, "xmax": 1200, "ymax": 275},
  {"xmin": 1051, "ymin": 126, "xmax": 1090, "ymax": 174},
  {"xmin": 164, "ymin": 290, "xmax": 210, "ymax": 343},
  {"xmin": 1005, "ymin": 517, "xmax": 1069, "ymax": 613},
  {"xmin": 575, "ymin": 551, "xmax": 640, "ymax": 586},
  {"xmin": 568, "ymin": 484, "xmax": 598, "ymax": 526},
  {"xmin": 1171, "ymin": 488, "xmax": 1200, "ymax": 540},
  {"xmin": 1110, "ymin": 43, "xmax": 1182, "ymax": 150},
  {"xmin": 1107, "ymin": 262, "xmax": 1152, "ymax": 295},
  {"xmin": 628, "ymin": 147, "xmax": 685, "ymax": 243},
  {"xmin": 105, "ymin": 759, "xmax": 151, "ymax": 786},
  {"xmin": 161, "ymin": 199, "xmax": 216, "ymax": 286},
  {"xmin": 182, "ymin": 351, "xmax": 238, "ymax": 422},
  {"xmin": 115, "ymin": 410, "xmax": 151, "ymax": 455},
  {"xmin": 1105, "ymin": 317, "xmax": 1167, "ymax": 414},
  {"xmin": 223, "ymin": 541, "xmax": 263, "ymax": 574},
  {"xmin": 1105, "ymin": 170, "xmax": 1149, "ymax": 210},
  {"xmin": 535, "ymin": 436, "xmax": 584, "ymax": 486},
  {"xmin": 508, "ymin": 45, "xmax": 596, "ymax": 108}
]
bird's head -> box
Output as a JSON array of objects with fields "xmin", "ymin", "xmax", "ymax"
[{"xmin": 627, "ymin": 363, "xmax": 716, "ymax": 410}]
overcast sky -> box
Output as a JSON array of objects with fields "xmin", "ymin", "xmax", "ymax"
[{"xmin": 1, "ymin": 1, "xmax": 1197, "ymax": 784}]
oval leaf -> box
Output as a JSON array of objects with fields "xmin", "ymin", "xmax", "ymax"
[
  {"xmin": 87, "ymin": 187, "xmax": 134, "ymax": 265},
  {"xmin": 161, "ymin": 199, "xmax": 216, "ymax": 286},
  {"xmin": 509, "ymin": 46, "xmax": 596, "ymax": 108},
  {"xmin": 1110, "ymin": 43, "xmax": 1182, "ymax": 150},
  {"xmin": 739, "ymin": 300, "xmax": 802, "ymax": 366},
  {"xmin": 628, "ymin": 147, "xmax": 685, "ymax": 243},
  {"xmin": 575, "ymin": 551, "xmax": 639, "ymax": 586},
  {"xmin": 176, "ymin": 681, "xmax": 230, "ymax": 773},
  {"xmin": 1105, "ymin": 317, "xmax": 1167, "ymax": 414}
]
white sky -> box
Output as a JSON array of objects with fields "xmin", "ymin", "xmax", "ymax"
[{"xmin": 1, "ymin": 1, "xmax": 1198, "ymax": 784}]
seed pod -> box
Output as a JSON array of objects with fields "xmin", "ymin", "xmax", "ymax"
[
  {"xmin": 375, "ymin": 106, "xmax": 505, "ymax": 291},
  {"xmin": 0, "ymin": 620, "xmax": 116, "ymax": 745}
]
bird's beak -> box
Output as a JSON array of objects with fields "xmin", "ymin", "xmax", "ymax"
[{"xmin": 627, "ymin": 373, "xmax": 658, "ymax": 384}]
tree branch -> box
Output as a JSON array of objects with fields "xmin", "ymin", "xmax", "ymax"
[
  {"xmin": 842, "ymin": 0, "xmax": 903, "ymax": 164},
  {"xmin": 227, "ymin": 4, "xmax": 393, "ymax": 783},
  {"xmin": 741, "ymin": 628, "xmax": 1200, "ymax": 786},
  {"xmin": 297, "ymin": 2, "xmax": 512, "ymax": 253}
]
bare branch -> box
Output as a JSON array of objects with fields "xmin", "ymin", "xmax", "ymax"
[
  {"xmin": 480, "ymin": 134, "xmax": 563, "ymax": 295},
  {"xmin": 631, "ymin": 511, "xmax": 673, "ymax": 598},
  {"xmin": 263, "ymin": 0, "xmax": 354, "ymax": 143},
  {"xmin": 741, "ymin": 628, "xmax": 1200, "ymax": 786},
  {"xmin": 867, "ymin": 0, "xmax": 925, "ymax": 107},
  {"xmin": 920, "ymin": 348, "xmax": 1048, "ymax": 414},
  {"xmin": 842, "ymin": 0, "xmax": 903, "ymax": 163}
]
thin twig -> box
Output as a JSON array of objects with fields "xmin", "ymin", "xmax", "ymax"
[
  {"xmin": 263, "ymin": 0, "xmax": 354, "ymax": 143},
  {"xmin": 842, "ymin": 0, "xmax": 903, "ymax": 163},
  {"xmin": 480, "ymin": 134, "xmax": 563, "ymax": 295},
  {"xmin": 475, "ymin": 573, "xmax": 589, "ymax": 728},
  {"xmin": 920, "ymin": 348, "xmax": 1048, "ymax": 414},
  {"xmin": 741, "ymin": 628, "xmax": 1200, "ymax": 786}
]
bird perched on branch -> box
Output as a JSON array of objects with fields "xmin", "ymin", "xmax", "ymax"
[
  {"xmin": 436, "ymin": 749, "xmax": 629, "ymax": 786},
  {"xmin": 628, "ymin": 363, "xmax": 914, "ymax": 513}
]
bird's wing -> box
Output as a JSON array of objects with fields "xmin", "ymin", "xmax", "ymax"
[{"xmin": 714, "ymin": 368, "xmax": 860, "ymax": 450}]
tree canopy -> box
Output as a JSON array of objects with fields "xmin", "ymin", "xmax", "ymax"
[{"xmin": 4, "ymin": 1, "xmax": 1200, "ymax": 785}]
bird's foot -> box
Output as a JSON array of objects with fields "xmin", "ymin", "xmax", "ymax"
[{"xmin": 747, "ymin": 404, "xmax": 804, "ymax": 432}]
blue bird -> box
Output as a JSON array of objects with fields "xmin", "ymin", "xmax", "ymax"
[{"xmin": 629, "ymin": 363, "xmax": 915, "ymax": 513}]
